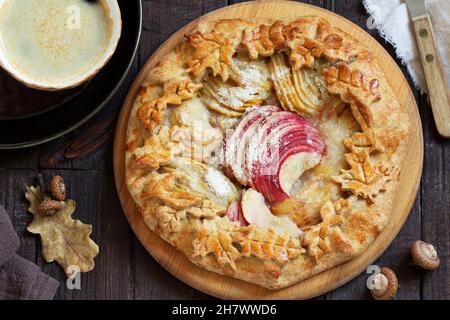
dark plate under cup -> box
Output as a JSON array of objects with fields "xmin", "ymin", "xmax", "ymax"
[{"xmin": 0, "ymin": 0, "xmax": 142, "ymax": 149}]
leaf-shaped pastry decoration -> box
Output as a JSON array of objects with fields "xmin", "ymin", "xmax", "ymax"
[
  {"xmin": 134, "ymin": 126, "xmax": 179, "ymax": 171},
  {"xmin": 25, "ymin": 186, "xmax": 99, "ymax": 277},
  {"xmin": 192, "ymin": 218, "xmax": 304, "ymax": 270},
  {"xmin": 302, "ymin": 200, "xmax": 347, "ymax": 263},
  {"xmin": 141, "ymin": 158, "xmax": 238, "ymax": 210},
  {"xmin": 333, "ymin": 150, "xmax": 395, "ymax": 203},
  {"xmin": 137, "ymin": 79, "xmax": 202, "ymax": 133},
  {"xmin": 323, "ymin": 63, "xmax": 381, "ymax": 104},
  {"xmin": 186, "ymin": 30, "xmax": 237, "ymax": 81},
  {"xmin": 269, "ymin": 53, "xmax": 326, "ymax": 116},
  {"xmin": 141, "ymin": 173, "xmax": 205, "ymax": 210},
  {"xmin": 241, "ymin": 23, "xmax": 278, "ymax": 60},
  {"xmin": 343, "ymin": 130, "xmax": 384, "ymax": 154},
  {"xmin": 240, "ymin": 18, "xmax": 358, "ymax": 67}
]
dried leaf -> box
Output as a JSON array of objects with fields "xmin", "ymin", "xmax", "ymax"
[
  {"xmin": 25, "ymin": 186, "xmax": 99, "ymax": 276},
  {"xmin": 41, "ymin": 115, "xmax": 116, "ymax": 167}
]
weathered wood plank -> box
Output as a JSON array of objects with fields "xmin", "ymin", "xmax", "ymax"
[
  {"xmin": 0, "ymin": 170, "xmax": 37, "ymax": 263},
  {"xmin": 38, "ymin": 56, "xmax": 140, "ymax": 172},
  {"xmin": 0, "ymin": 148, "xmax": 40, "ymax": 170},
  {"xmin": 202, "ymin": 0, "xmax": 228, "ymax": 14},
  {"xmin": 420, "ymin": 93, "xmax": 450, "ymax": 300},
  {"xmin": 32, "ymin": 170, "xmax": 134, "ymax": 300},
  {"xmin": 140, "ymin": 0, "xmax": 204, "ymax": 63},
  {"xmin": 131, "ymin": 0, "xmax": 208, "ymax": 300},
  {"xmin": 132, "ymin": 238, "xmax": 209, "ymax": 299}
]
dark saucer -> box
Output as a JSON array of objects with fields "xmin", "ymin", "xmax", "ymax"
[{"xmin": 0, "ymin": 0, "xmax": 142, "ymax": 149}]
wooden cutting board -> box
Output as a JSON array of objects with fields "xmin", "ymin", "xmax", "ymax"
[{"xmin": 113, "ymin": 0, "xmax": 423, "ymax": 299}]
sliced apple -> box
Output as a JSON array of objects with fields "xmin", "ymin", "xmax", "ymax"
[
  {"xmin": 278, "ymin": 152, "xmax": 322, "ymax": 194},
  {"xmin": 241, "ymin": 188, "xmax": 301, "ymax": 237},
  {"xmin": 224, "ymin": 105, "xmax": 325, "ymax": 204},
  {"xmin": 201, "ymin": 59, "xmax": 272, "ymax": 117},
  {"xmin": 226, "ymin": 201, "xmax": 248, "ymax": 226},
  {"xmin": 247, "ymin": 115, "xmax": 306, "ymax": 189},
  {"xmin": 244, "ymin": 111, "xmax": 296, "ymax": 187},
  {"xmin": 255, "ymin": 116, "xmax": 325, "ymax": 203},
  {"xmin": 223, "ymin": 105, "xmax": 280, "ymax": 185},
  {"xmin": 292, "ymin": 68, "xmax": 321, "ymax": 108}
]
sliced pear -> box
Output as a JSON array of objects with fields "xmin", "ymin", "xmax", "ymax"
[
  {"xmin": 241, "ymin": 188, "xmax": 302, "ymax": 237},
  {"xmin": 200, "ymin": 59, "xmax": 271, "ymax": 117},
  {"xmin": 164, "ymin": 157, "xmax": 238, "ymax": 207},
  {"xmin": 202, "ymin": 96, "xmax": 243, "ymax": 118},
  {"xmin": 291, "ymin": 70, "xmax": 318, "ymax": 114},
  {"xmin": 270, "ymin": 53, "xmax": 329, "ymax": 116},
  {"xmin": 293, "ymin": 68, "xmax": 321, "ymax": 106},
  {"xmin": 269, "ymin": 54, "xmax": 300, "ymax": 113}
]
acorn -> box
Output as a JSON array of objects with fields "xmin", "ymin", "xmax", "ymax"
[
  {"xmin": 37, "ymin": 198, "xmax": 62, "ymax": 215},
  {"xmin": 50, "ymin": 175, "xmax": 66, "ymax": 201},
  {"xmin": 411, "ymin": 240, "xmax": 440, "ymax": 270},
  {"xmin": 370, "ymin": 267, "xmax": 398, "ymax": 300}
]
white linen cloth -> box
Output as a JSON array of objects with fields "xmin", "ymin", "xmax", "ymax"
[{"xmin": 363, "ymin": 0, "xmax": 450, "ymax": 93}]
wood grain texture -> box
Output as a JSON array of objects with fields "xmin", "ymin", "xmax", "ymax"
[
  {"xmin": 1, "ymin": 0, "xmax": 449, "ymax": 300},
  {"xmin": 411, "ymin": 16, "xmax": 450, "ymax": 138},
  {"xmin": 323, "ymin": 0, "xmax": 424, "ymax": 300},
  {"xmin": 113, "ymin": 0, "xmax": 423, "ymax": 299},
  {"xmin": 420, "ymin": 93, "xmax": 450, "ymax": 300}
]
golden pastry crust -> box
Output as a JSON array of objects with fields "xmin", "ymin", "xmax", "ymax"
[{"xmin": 125, "ymin": 17, "xmax": 409, "ymax": 289}]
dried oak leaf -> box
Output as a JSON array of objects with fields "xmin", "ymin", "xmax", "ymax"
[{"xmin": 25, "ymin": 186, "xmax": 99, "ymax": 276}]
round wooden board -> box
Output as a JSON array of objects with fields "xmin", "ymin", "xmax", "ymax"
[{"xmin": 113, "ymin": 0, "xmax": 423, "ymax": 299}]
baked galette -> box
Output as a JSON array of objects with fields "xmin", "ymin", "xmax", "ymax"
[{"xmin": 125, "ymin": 17, "xmax": 410, "ymax": 289}]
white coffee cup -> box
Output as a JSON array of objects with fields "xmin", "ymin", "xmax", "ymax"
[{"xmin": 0, "ymin": 0, "xmax": 122, "ymax": 91}]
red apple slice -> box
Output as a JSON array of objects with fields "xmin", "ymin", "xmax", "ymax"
[
  {"xmin": 245, "ymin": 112, "xmax": 302, "ymax": 187},
  {"xmin": 241, "ymin": 188, "xmax": 301, "ymax": 237},
  {"xmin": 255, "ymin": 121, "xmax": 312, "ymax": 197},
  {"xmin": 223, "ymin": 105, "xmax": 280, "ymax": 185},
  {"xmin": 256, "ymin": 116, "xmax": 325, "ymax": 202},
  {"xmin": 224, "ymin": 105, "xmax": 325, "ymax": 204},
  {"xmin": 234, "ymin": 110, "xmax": 275, "ymax": 185},
  {"xmin": 261, "ymin": 145, "xmax": 324, "ymax": 202},
  {"xmin": 279, "ymin": 152, "xmax": 322, "ymax": 193},
  {"xmin": 226, "ymin": 201, "xmax": 239, "ymax": 221},
  {"xmin": 226, "ymin": 201, "xmax": 248, "ymax": 226}
]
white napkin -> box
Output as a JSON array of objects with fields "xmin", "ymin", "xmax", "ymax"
[{"xmin": 363, "ymin": 0, "xmax": 450, "ymax": 93}]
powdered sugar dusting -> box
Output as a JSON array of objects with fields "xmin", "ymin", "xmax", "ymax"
[{"xmin": 205, "ymin": 167, "xmax": 233, "ymax": 196}]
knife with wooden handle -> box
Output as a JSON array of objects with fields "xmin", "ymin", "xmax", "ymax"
[{"xmin": 406, "ymin": 0, "xmax": 450, "ymax": 138}]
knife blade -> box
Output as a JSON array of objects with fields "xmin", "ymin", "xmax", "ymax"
[{"xmin": 405, "ymin": 0, "xmax": 428, "ymax": 20}]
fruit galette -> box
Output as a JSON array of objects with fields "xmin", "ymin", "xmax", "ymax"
[{"xmin": 125, "ymin": 17, "xmax": 410, "ymax": 289}]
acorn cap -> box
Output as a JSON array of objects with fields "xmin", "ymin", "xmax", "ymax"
[
  {"xmin": 370, "ymin": 267, "xmax": 398, "ymax": 300},
  {"xmin": 37, "ymin": 198, "xmax": 62, "ymax": 216},
  {"xmin": 411, "ymin": 240, "xmax": 440, "ymax": 270},
  {"xmin": 50, "ymin": 175, "xmax": 66, "ymax": 201}
]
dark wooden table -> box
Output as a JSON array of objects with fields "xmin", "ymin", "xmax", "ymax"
[{"xmin": 0, "ymin": 0, "xmax": 448, "ymax": 300}]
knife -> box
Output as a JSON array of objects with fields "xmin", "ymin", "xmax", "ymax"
[{"xmin": 406, "ymin": 0, "xmax": 450, "ymax": 138}]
